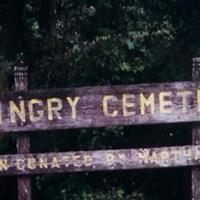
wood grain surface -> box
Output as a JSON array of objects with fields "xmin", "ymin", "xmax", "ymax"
[
  {"xmin": 0, "ymin": 81, "xmax": 200, "ymax": 133},
  {"xmin": 0, "ymin": 145, "xmax": 200, "ymax": 175}
]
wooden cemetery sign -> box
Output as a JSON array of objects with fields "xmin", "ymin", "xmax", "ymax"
[
  {"xmin": 1, "ymin": 57, "xmax": 200, "ymax": 200},
  {"xmin": 0, "ymin": 145, "xmax": 200, "ymax": 176},
  {"xmin": 1, "ymin": 81, "xmax": 200, "ymax": 133}
]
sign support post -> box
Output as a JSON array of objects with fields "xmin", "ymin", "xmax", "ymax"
[
  {"xmin": 192, "ymin": 57, "xmax": 200, "ymax": 199},
  {"xmin": 14, "ymin": 61, "xmax": 32, "ymax": 200}
]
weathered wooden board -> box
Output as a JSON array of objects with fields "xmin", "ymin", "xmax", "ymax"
[
  {"xmin": 0, "ymin": 145, "xmax": 200, "ymax": 175},
  {"xmin": 1, "ymin": 81, "xmax": 200, "ymax": 132}
]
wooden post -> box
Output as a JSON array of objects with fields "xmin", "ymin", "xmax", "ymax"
[
  {"xmin": 192, "ymin": 57, "xmax": 200, "ymax": 200},
  {"xmin": 14, "ymin": 61, "xmax": 32, "ymax": 200}
]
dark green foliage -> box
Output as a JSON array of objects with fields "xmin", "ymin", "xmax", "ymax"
[{"xmin": 0, "ymin": 0, "xmax": 199, "ymax": 199}]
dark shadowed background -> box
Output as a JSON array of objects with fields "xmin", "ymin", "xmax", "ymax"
[{"xmin": 0, "ymin": 0, "xmax": 200, "ymax": 199}]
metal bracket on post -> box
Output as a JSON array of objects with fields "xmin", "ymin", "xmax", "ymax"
[
  {"xmin": 14, "ymin": 61, "xmax": 32, "ymax": 200},
  {"xmin": 192, "ymin": 57, "xmax": 200, "ymax": 200}
]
